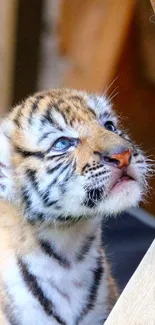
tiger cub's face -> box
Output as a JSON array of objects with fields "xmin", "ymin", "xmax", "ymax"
[{"xmin": 1, "ymin": 89, "xmax": 148, "ymax": 224}]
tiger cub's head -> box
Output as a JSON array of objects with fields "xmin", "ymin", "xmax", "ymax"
[{"xmin": 0, "ymin": 89, "xmax": 149, "ymax": 225}]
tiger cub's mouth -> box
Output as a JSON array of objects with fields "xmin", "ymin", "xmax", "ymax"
[
  {"xmin": 111, "ymin": 174, "xmax": 135, "ymax": 192},
  {"xmin": 84, "ymin": 166, "xmax": 138, "ymax": 208},
  {"xmin": 111, "ymin": 169, "xmax": 135, "ymax": 191}
]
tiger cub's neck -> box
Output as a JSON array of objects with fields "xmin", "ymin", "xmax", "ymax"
[
  {"xmin": 34, "ymin": 218, "xmax": 102, "ymax": 262},
  {"xmin": 0, "ymin": 199, "xmax": 102, "ymax": 261}
]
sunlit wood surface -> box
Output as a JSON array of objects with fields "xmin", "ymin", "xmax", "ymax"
[{"xmin": 105, "ymin": 239, "xmax": 155, "ymax": 325}]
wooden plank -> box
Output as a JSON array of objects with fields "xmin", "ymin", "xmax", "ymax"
[
  {"xmin": 59, "ymin": 0, "xmax": 100, "ymax": 58},
  {"xmin": 0, "ymin": 0, "xmax": 18, "ymax": 114},
  {"xmin": 105, "ymin": 240, "xmax": 155, "ymax": 325},
  {"xmin": 12, "ymin": 0, "xmax": 44, "ymax": 106},
  {"xmin": 64, "ymin": 0, "xmax": 135, "ymax": 92},
  {"xmin": 68, "ymin": 0, "xmax": 106, "ymax": 70},
  {"xmin": 59, "ymin": 0, "xmax": 83, "ymax": 56}
]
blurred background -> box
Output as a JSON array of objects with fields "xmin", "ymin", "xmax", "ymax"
[{"xmin": 1, "ymin": 0, "xmax": 155, "ymax": 290}]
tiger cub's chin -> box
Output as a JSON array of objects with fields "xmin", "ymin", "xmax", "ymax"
[{"xmin": 0, "ymin": 88, "xmax": 149, "ymax": 325}]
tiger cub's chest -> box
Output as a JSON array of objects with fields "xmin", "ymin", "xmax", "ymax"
[{"xmin": 4, "ymin": 245, "xmax": 109, "ymax": 325}]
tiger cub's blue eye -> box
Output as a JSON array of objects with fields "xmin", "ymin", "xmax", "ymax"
[{"xmin": 53, "ymin": 137, "xmax": 72, "ymax": 151}]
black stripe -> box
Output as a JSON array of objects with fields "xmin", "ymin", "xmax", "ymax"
[
  {"xmin": 60, "ymin": 169, "xmax": 73, "ymax": 194},
  {"xmin": 75, "ymin": 256, "xmax": 104, "ymax": 325},
  {"xmin": 21, "ymin": 187, "xmax": 32, "ymax": 211},
  {"xmin": 38, "ymin": 131, "xmax": 53, "ymax": 143},
  {"xmin": 58, "ymin": 163, "xmax": 71, "ymax": 176},
  {"xmin": 26, "ymin": 168, "xmax": 60, "ymax": 207},
  {"xmin": 6, "ymin": 316, "xmax": 20, "ymax": 325},
  {"xmin": 54, "ymin": 205, "xmax": 61, "ymax": 210},
  {"xmin": 43, "ymin": 107, "xmax": 63, "ymax": 131},
  {"xmin": 4, "ymin": 312, "xmax": 20, "ymax": 325},
  {"xmin": 69, "ymin": 96, "xmax": 83, "ymax": 103},
  {"xmin": 46, "ymin": 153, "xmax": 67, "ymax": 160},
  {"xmin": 28, "ymin": 212, "xmax": 46, "ymax": 225},
  {"xmin": 52, "ymin": 103, "xmax": 62, "ymax": 111},
  {"xmin": 41, "ymin": 192, "xmax": 58, "ymax": 207},
  {"xmin": 28, "ymin": 96, "xmax": 44, "ymax": 124},
  {"xmin": 21, "ymin": 187, "xmax": 46, "ymax": 224},
  {"xmin": 15, "ymin": 146, "xmax": 44, "ymax": 159},
  {"xmin": 3, "ymin": 302, "xmax": 21, "ymax": 325},
  {"xmin": 46, "ymin": 162, "xmax": 63, "ymax": 174},
  {"xmin": 57, "ymin": 215, "xmax": 83, "ymax": 223},
  {"xmin": 13, "ymin": 106, "xmax": 23, "ymax": 128},
  {"xmin": 40, "ymin": 240, "xmax": 71, "ymax": 268},
  {"xmin": 41, "ymin": 190, "xmax": 58, "ymax": 207},
  {"xmin": 88, "ymin": 107, "xmax": 96, "ymax": 118},
  {"xmin": 102, "ymin": 111, "xmax": 109, "ymax": 118},
  {"xmin": 26, "ymin": 169, "xmax": 41, "ymax": 202},
  {"xmin": 49, "ymin": 281, "xmax": 70, "ymax": 302},
  {"xmin": 26, "ymin": 169, "xmax": 58, "ymax": 208},
  {"xmin": 72, "ymin": 159, "xmax": 76, "ymax": 172},
  {"xmin": 26, "ymin": 169, "xmax": 47, "ymax": 206},
  {"xmin": 25, "ymin": 197, "xmax": 53, "ymax": 225},
  {"xmin": 43, "ymin": 107, "xmax": 55, "ymax": 125},
  {"xmin": 26, "ymin": 169, "xmax": 38, "ymax": 191},
  {"xmin": 81, "ymin": 163, "xmax": 90, "ymax": 173},
  {"xmin": 65, "ymin": 107, "xmax": 71, "ymax": 115},
  {"xmin": 57, "ymin": 99, "xmax": 65, "ymax": 105},
  {"xmin": 46, "ymin": 164, "xmax": 71, "ymax": 192},
  {"xmin": 84, "ymin": 188, "xmax": 104, "ymax": 208},
  {"xmin": 18, "ymin": 259, "xmax": 67, "ymax": 325},
  {"xmin": 47, "ymin": 168, "xmax": 66, "ymax": 191},
  {"xmin": 133, "ymin": 152, "xmax": 139, "ymax": 157},
  {"xmin": 59, "ymin": 111, "xmax": 68, "ymax": 125},
  {"xmin": 136, "ymin": 160, "xmax": 144, "ymax": 164},
  {"xmin": 76, "ymin": 235, "xmax": 95, "ymax": 261},
  {"xmin": 70, "ymin": 118, "xmax": 75, "ymax": 127},
  {"xmin": 57, "ymin": 215, "xmax": 72, "ymax": 222},
  {"xmin": 100, "ymin": 111, "xmax": 110, "ymax": 119},
  {"xmin": 45, "ymin": 167, "xmax": 65, "ymax": 190}
]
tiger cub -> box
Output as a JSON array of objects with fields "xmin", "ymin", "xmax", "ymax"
[{"xmin": 0, "ymin": 88, "xmax": 148, "ymax": 325}]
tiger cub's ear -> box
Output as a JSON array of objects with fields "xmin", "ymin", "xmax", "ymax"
[{"xmin": 0, "ymin": 127, "xmax": 14, "ymax": 201}]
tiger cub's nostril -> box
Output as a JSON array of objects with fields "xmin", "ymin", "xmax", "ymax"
[
  {"xmin": 103, "ymin": 156, "xmax": 120, "ymax": 168},
  {"xmin": 103, "ymin": 149, "xmax": 132, "ymax": 169}
]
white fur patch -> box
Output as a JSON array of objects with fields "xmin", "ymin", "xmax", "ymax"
[{"xmin": 0, "ymin": 128, "xmax": 14, "ymax": 200}]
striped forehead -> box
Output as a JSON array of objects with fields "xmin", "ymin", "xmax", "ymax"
[
  {"xmin": 33, "ymin": 94, "xmax": 97, "ymax": 131},
  {"xmin": 35, "ymin": 92, "xmax": 113, "ymax": 129},
  {"xmin": 11, "ymin": 90, "xmax": 115, "ymax": 145}
]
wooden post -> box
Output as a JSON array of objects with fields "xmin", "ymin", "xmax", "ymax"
[
  {"xmin": 12, "ymin": 0, "xmax": 44, "ymax": 106},
  {"xmin": 0, "ymin": 1, "xmax": 18, "ymax": 114},
  {"xmin": 105, "ymin": 240, "xmax": 155, "ymax": 325},
  {"xmin": 63, "ymin": 0, "xmax": 135, "ymax": 92}
]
